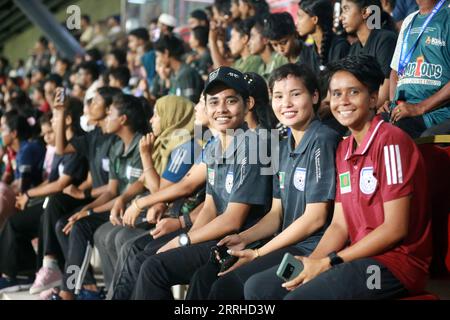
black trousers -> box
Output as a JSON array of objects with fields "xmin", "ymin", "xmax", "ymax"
[
  {"xmin": 111, "ymin": 229, "xmax": 183, "ymax": 300},
  {"xmin": 187, "ymin": 245, "xmax": 307, "ymax": 300},
  {"xmin": 42, "ymin": 193, "xmax": 91, "ymax": 270},
  {"xmin": 0, "ymin": 202, "xmax": 44, "ymax": 277},
  {"xmin": 245, "ymin": 258, "xmax": 408, "ymax": 300},
  {"xmin": 55, "ymin": 212, "xmax": 109, "ymax": 292},
  {"xmin": 132, "ymin": 240, "xmax": 217, "ymax": 300}
]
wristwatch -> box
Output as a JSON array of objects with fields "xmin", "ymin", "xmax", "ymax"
[
  {"xmin": 328, "ymin": 251, "xmax": 344, "ymax": 267},
  {"xmin": 178, "ymin": 233, "xmax": 191, "ymax": 247},
  {"xmin": 87, "ymin": 209, "xmax": 95, "ymax": 216}
]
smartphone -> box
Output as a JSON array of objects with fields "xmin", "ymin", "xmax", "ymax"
[
  {"xmin": 56, "ymin": 87, "xmax": 66, "ymax": 105},
  {"xmin": 276, "ymin": 253, "xmax": 304, "ymax": 282}
]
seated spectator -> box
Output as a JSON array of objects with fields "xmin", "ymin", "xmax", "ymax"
[
  {"xmin": 70, "ymin": 83, "xmax": 87, "ymax": 102},
  {"xmin": 263, "ymin": 12, "xmax": 320, "ymax": 72},
  {"xmin": 297, "ymin": 0, "xmax": 350, "ymax": 70},
  {"xmin": 39, "ymin": 113, "xmax": 56, "ymax": 181},
  {"xmin": 86, "ymin": 20, "xmax": 110, "ymax": 53},
  {"xmin": 43, "ymin": 74, "xmax": 63, "ymax": 109},
  {"xmin": 106, "ymin": 49, "xmax": 127, "ymax": 69},
  {"xmin": 341, "ymin": 0, "xmax": 398, "ymax": 108},
  {"xmin": 154, "ymin": 35, "xmax": 203, "ymax": 103},
  {"xmin": 243, "ymin": 72, "xmax": 278, "ymax": 130},
  {"xmin": 238, "ymin": 0, "xmax": 269, "ymax": 19},
  {"xmin": 77, "ymin": 61, "xmax": 100, "ymax": 105},
  {"xmin": 80, "ymin": 15, "xmax": 95, "ymax": 47},
  {"xmin": 246, "ymin": 55, "xmax": 432, "ymax": 300},
  {"xmin": 106, "ymin": 15, "xmax": 124, "ymax": 43},
  {"xmin": 158, "ymin": 13, "xmax": 177, "ymax": 37},
  {"xmin": 187, "ymin": 63, "xmax": 340, "ymax": 300},
  {"xmin": 188, "ymin": 9, "xmax": 209, "ymax": 30},
  {"xmin": 109, "ymin": 66, "xmax": 132, "ymax": 94},
  {"xmin": 0, "ymin": 100, "xmax": 86, "ymax": 294},
  {"xmin": 187, "ymin": 26, "xmax": 213, "ymax": 80},
  {"xmin": 211, "ymin": 18, "xmax": 263, "ymax": 73},
  {"xmin": 248, "ymin": 17, "xmax": 288, "ymax": 81},
  {"xmin": 388, "ymin": 0, "xmax": 450, "ymax": 138},
  {"xmin": 0, "ymin": 110, "xmax": 45, "ymax": 194},
  {"xmin": 54, "ymin": 58, "xmax": 71, "ymax": 88}
]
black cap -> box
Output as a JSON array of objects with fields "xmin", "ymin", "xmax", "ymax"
[{"xmin": 204, "ymin": 67, "xmax": 249, "ymax": 98}]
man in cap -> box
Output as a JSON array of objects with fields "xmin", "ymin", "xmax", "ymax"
[
  {"xmin": 129, "ymin": 67, "xmax": 273, "ymax": 299},
  {"xmin": 158, "ymin": 13, "xmax": 177, "ymax": 37}
]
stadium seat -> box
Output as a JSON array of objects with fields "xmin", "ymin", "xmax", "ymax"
[{"xmin": 401, "ymin": 139, "xmax": 450, "ymax": 300}]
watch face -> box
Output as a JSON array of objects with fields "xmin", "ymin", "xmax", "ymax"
[{"xmin": 179, "ymin": 234, "xmax": 188, "ymax": 246}]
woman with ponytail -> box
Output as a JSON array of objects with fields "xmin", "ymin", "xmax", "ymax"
[{"xmin": 296, "ymin": 0, "xmax": 350, "ymax": 70}]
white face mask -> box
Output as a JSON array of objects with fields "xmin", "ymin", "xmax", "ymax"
[{"xmin": 80, "ymin": 114, "xmax": 95, "ymax": 133}]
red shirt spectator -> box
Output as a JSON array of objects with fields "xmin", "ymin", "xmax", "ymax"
[{"xmin": 335, "ymin": 115, "xmax": 432, "ymax": 293}]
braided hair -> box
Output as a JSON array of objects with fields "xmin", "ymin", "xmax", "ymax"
[{"xmin": 299, "ymin": 0, "xmax": 334, "ymax": 68}]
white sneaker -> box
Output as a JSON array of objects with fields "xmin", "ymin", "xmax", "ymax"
[{"xmin": 29, "ymin": 267, "xmax": 62, "ymax": 295}]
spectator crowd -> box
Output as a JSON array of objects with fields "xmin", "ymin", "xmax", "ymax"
[{"xmin": 0, "ymin": 0, "xmax": 449, "ymax": 300}]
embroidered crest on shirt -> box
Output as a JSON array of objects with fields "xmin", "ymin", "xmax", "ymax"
[
  {"xmin": 293, "ymin": 167, "xmax": 306, "ymax": 192},
  {"xmin": 225, "ymin": 171, "xmax": 234, "ymax": 194},
  {"xmin": 339, "ymin": 171, "xmax": 351, "ymax": 194},
  {"xmin": 359, "ymin": 167, "xmax": 377, "ymax": 195},
  {"xmin": 207, "ymin": 168, "xmax": 215, "ymax": 186}
]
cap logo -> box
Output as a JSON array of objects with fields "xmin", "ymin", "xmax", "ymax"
[
  {"xmin": 227, "ymin": 72, "xmax": 239, "ymax": 78},
  {"xmin": 209, "ymin": 69, "xmax": 220, "ymax": 82}
]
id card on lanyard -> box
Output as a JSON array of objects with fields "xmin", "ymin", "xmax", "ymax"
[{"xmin": 397, "ymin": 0, "xmax": 447, "ymax": 76}]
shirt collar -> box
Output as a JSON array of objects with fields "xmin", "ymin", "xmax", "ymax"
[
  {"xmin": 213, "ymin": 123, "xmax": 250, "ymax": 161},
  {"xmin": 120, "ymin": 133, "xmax": 142, "ymax": 158},
  {"xmin": 288, "ymin": 118, "xmax": 321, "ymax": 155},
  {"xmin": 344, "ymin": 115, "xmax": 384, "ymax": 160}
]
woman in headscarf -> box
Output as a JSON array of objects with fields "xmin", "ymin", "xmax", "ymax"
[{"xmin": 94, "ymin": 95, "xmax": 200, "ymax": 294}]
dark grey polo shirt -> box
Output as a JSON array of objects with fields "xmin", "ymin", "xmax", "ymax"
[
  {"xmin": 71, "ymin": 127, "xmax": 118, "ymax": 188},
  {"xmin": 204, "ymin": 126, "xmax": 272, "ymax": 231},
  {"xmin": 109, "ymin": 133, "xmax": 143, "ymax": 194},
  {"xmin": 274, "ymin": 119, "xmax": 340, "ymax": 253}
]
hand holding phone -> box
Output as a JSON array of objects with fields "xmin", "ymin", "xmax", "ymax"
[
  {"xmin": 276, "ymin": 253, "xmax": 304, "ymax": 282},
  {"xmin": 54, "ymin": 87, "xmax": 66, "ymax": 109}
]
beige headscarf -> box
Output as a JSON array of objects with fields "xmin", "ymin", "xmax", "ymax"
[{"xmin": 151, "ymin": 95, "xmax": 195, "ymax": 175}]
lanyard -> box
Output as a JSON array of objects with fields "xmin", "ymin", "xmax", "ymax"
[{"xmin": 398, "ymin": 0, "xmax": 447, "ymax": 76}]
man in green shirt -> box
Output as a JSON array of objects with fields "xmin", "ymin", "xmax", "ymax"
[
  {"xmin": 210, "ymin": 18, "xmax": 263, "ymax": 73},
  {"xmin": 248, "ymin": 17, "xmax": 288, "ymax": 81},
  {"xmin": 155, "ymin": 35, "xmax": 203, "ymax": 103}
]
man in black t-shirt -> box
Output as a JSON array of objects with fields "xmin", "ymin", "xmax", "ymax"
[{"xmin": 341, "ymin": 0, "xmax": 397, "ymax": 108}]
